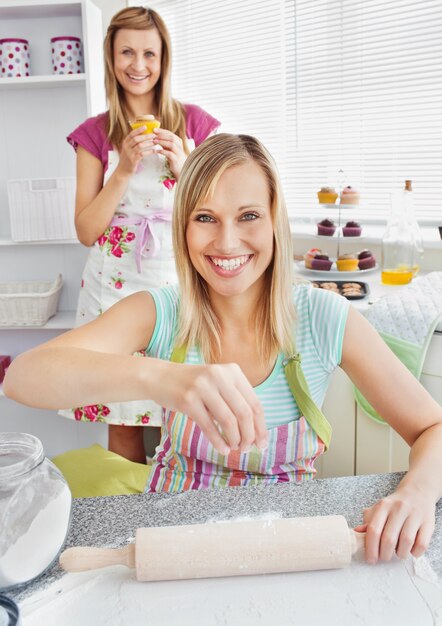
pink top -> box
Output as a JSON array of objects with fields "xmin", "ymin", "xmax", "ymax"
[{"xmin": 67, "ymin": 104, "xmax": 220, "ymax": 171}]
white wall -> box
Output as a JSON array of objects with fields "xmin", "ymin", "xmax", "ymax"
[{"xmin": 91, "ymin": 0, "xmax": 126, "ymax": 32}]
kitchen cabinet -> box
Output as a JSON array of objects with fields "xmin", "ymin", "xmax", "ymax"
[{"xmin": 0, "ymin": 0, "xmax": 107, "ymax": 455}]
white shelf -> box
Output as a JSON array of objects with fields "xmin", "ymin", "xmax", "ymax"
[
  {"xmin": 291, "ymin": 222, "xmax": 442, "ymax": 248},
  {"xmin": 0, "ymin": 74, "xmax": 86, "ymax": 90},
  {"xmin": 0, "ymin": 310, "xmax": 76, "ymax": 330},
  {"xmin": 0, "ymin": 3, "xmax": 81, "ymax": 20},
  {"xmin": 0, "ymin": 239, "xmax": 79, "ymax": 246}
]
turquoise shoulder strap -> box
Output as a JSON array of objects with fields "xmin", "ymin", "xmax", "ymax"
[{"xmin": 170, "ymin": 346, "xmax": 332, "ymax": 450}]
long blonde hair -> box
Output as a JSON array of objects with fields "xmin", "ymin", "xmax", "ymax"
[
  {"xmin": 103, "ymin": 6, "xmax": 188, "ymax": 151},
  {"xmin": 173, "ymin": 133, "xmax": 296, "ymax": 364}
]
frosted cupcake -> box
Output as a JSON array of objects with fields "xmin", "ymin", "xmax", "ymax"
[
  {"xmin": 311, "ymin": 252, "xmax": 333, "ymax": 271},
  {"xmin": 317, "ymin": 186, "xmax": 338, "ymax": 204},
  {"xmin": 357, "ymin": 249, "xmax": 376, "ymax": 270},
  {"xmin": 129, "ymin": 114, "xmax": 161, "ymax": 134},
  {"xmin": 340, "ymin": 186, "xmax": 360, "ymax": 205},
  {"xmin": 317, "ymin": 218, "xmax": 336, "ymax": 236},
  {"xmin": 342, "ymin": 220, "xmax": 362, "ymax": 237},
  {"xmin": 336, "ymin": 253, "xmax": 359, "ymax": 271},
  {"xmin": 304, "ymin": 247, "xmax": 322, "ymax": 269}
]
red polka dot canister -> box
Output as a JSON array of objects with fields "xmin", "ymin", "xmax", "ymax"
[
  {"xmin": 0, "ymin": 38, "xmax": 30, "ymax": 78},
  {"xmin": 51, "ymin": 36, "xmax": 84, "ymax": 74}
]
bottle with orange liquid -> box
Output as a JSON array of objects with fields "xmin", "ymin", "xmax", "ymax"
[{"xmin": 381, "ymin": 180, "xmax": 423, "ymax": 285}]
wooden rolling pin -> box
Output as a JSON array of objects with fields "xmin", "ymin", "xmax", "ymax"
[{"xmin": 60, "ymin": 515, "xmax": 365, "ymax": 582}]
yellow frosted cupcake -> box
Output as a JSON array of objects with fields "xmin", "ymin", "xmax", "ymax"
[
  {"xmin": 129, "ymin": 114, "xmax": 161, "ymax": 134},
  {"xmin": 317, "ymin": 186, "xmax": 338, "ymax": 204},
  {"xmin": 336, "ymin": 253, "xmax": 359, "ymax": 271}
]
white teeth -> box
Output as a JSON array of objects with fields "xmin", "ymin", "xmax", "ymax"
[
  {"xmin": 128, "ymin": 74, "xmax": 148, "ymax": 81},
  {"xmin": 210, "ymin": 255, "xmax": 250, "ymax": 270}
]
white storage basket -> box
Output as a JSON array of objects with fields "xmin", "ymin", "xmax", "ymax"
[
  {"xmin": 0, "ymin": 275, "xmax": 63, "ymax": 326},
  {"xmin": 7, "ymin": 178, "xmax": 77, "ymax": 242}
]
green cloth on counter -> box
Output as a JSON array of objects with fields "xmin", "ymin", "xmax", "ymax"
[
  {"xmin": 354, "ymin": 322, "xmax": 439, "ymax": 425},
  {"xmin": 52, "ymin": 444, "xmax": 151, "ymax": 498}
]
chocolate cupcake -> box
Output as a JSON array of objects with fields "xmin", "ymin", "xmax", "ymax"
[
  {"xmin": 357, "ymin": 249, "xmax": 376, "ymax": 270},
  {"xmin": 317, "ymin": 218, "xmax": 336, "ymax": 236},
  {"xmin": 311, "ymin": 252, "xmax": 333, "ymax": 271},
  {"xmin": 342, "ymin": 221, "xmax": 362, "ymax": 237}
]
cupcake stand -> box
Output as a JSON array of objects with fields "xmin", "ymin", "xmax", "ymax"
[{"xmin": 294, "ymin": 189, "xmax": 378, "ymax": 301}]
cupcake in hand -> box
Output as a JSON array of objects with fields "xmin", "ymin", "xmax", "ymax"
[
  {"xmin": 317, "ymin": 186, "xmax": 338, "ymax": 204},
  {"xmin": 340, "ymin": 186, "xmax": 360, "ymax": 205},
  {"xmin": 336, "ymin": 253, "xmax": 359, "ymax": 271},
  {"xmin": 317, "ymin": 218, "xmax": 336, "ymax": 236},
  {"xmin": 358, "ymin": 249, "xmax": 376, "ymax": 270},
  {"xmin": 311, "ymin": 252, "xmax": 333, "ymax": 271},
  {"xmin": 342, "ymin": 220, "xmax": 362, "ymax": 237}
]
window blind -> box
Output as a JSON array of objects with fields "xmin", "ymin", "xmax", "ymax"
[{"xmin": 133, "ymin": 0, "xmax": 442, "ymax": 221}]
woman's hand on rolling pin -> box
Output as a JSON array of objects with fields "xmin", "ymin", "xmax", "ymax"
[
  {"xmin": 354, "ymin": 487, "xmax": 436, "ymax": 564},
  {"xmin": 154, "ymin": 362, "xmax": 268, "ymax": 455},
  {"xmin": 152, "ymin": 128, "xmax": 186, "ymax": 180},
  {"xmin": 116, "ymin": 127, "xmax": 156, "ymax": 177}
]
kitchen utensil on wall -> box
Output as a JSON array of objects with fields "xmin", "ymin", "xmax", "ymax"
[
  {"xmin": 0, "ymin": 433, "xmax": 72, "ymax": 591},
  {"xmin": 51, "ymin": 36, "xmax": 83, "ymax": 74},
  {"xmin": 0, "ymin": 38, "xmax": 30, "ymax": 77},
  {"xmin": 60, "ymin": 514, "xmax": 366, "ymax": 581}
]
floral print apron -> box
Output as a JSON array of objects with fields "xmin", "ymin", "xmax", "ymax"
[
  {"xmin": 62, "ymin": 150, "xmax": 178, "ymax": 427},
  {"xmin": 76, "ymin": 149, "xmax": 177, "ymax": 324},
  {"xmin": 146, "ymin": 350, "xmax": 332, "ymax": 493}
]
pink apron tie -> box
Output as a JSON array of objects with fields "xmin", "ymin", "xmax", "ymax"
[{"xmin": 110, "ymin": 213, "xmax": 172, "ymax": 273}]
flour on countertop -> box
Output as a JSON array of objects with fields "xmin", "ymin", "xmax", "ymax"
[
  {"xmin": 407, "ymin": 556, "xmax": 442, "ymax": 625},
  {"xmin": 20, "ymin": 555, "xmax": 439, "ymax": 626},
  {"xmin": 208, "ymin": 512, "xmax": 282, "ymax": 524}
]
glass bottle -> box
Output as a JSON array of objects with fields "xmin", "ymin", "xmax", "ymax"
[
  {"xmin": 381, "ymin": 180, "xmax": 422, "ymax": 285},
  {"xmin": 405, "ymin": 181, "xmax": 424, "ymax": 276},
  {"xmin": 0, "ymin": 433, "xmax": 72, "ymax": 591}
]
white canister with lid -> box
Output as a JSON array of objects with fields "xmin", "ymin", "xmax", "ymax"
[
  {"xmin": 0, "ymin": 39, "xmax": 30, "ymax": 78},
  {"xmin": 51, "ymin": 36, "xmax": 84, "ymax": 74},
  {"xmin": 0, "ymin": 432, "xmax": 72, "ymax": 591}
]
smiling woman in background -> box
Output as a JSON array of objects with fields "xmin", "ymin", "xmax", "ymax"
[
  {"xmin": 5, "ymin": 133, "xmax": 442, "ymax": 566},
  {"xmin": 63, "ymin": 6, "xmax": 220, "ymax": 462}
]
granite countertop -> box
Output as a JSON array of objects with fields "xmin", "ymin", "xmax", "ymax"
[{"xmin": 9, "ymin": 471, "xmax": 442, "ymax": 604}]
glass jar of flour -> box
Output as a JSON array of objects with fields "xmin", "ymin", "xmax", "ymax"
[{"xmin": 0, "ymin": 433, "xmax": 71, "ymax": 591}]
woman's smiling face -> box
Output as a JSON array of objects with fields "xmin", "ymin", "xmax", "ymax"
[
  {"xmin": 186, "ymin": 160, "xmax": 274, "ymax": 300},
  {"xmin": 113, "ymin": 28, "xmax": 162, "ymax": 97}
]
